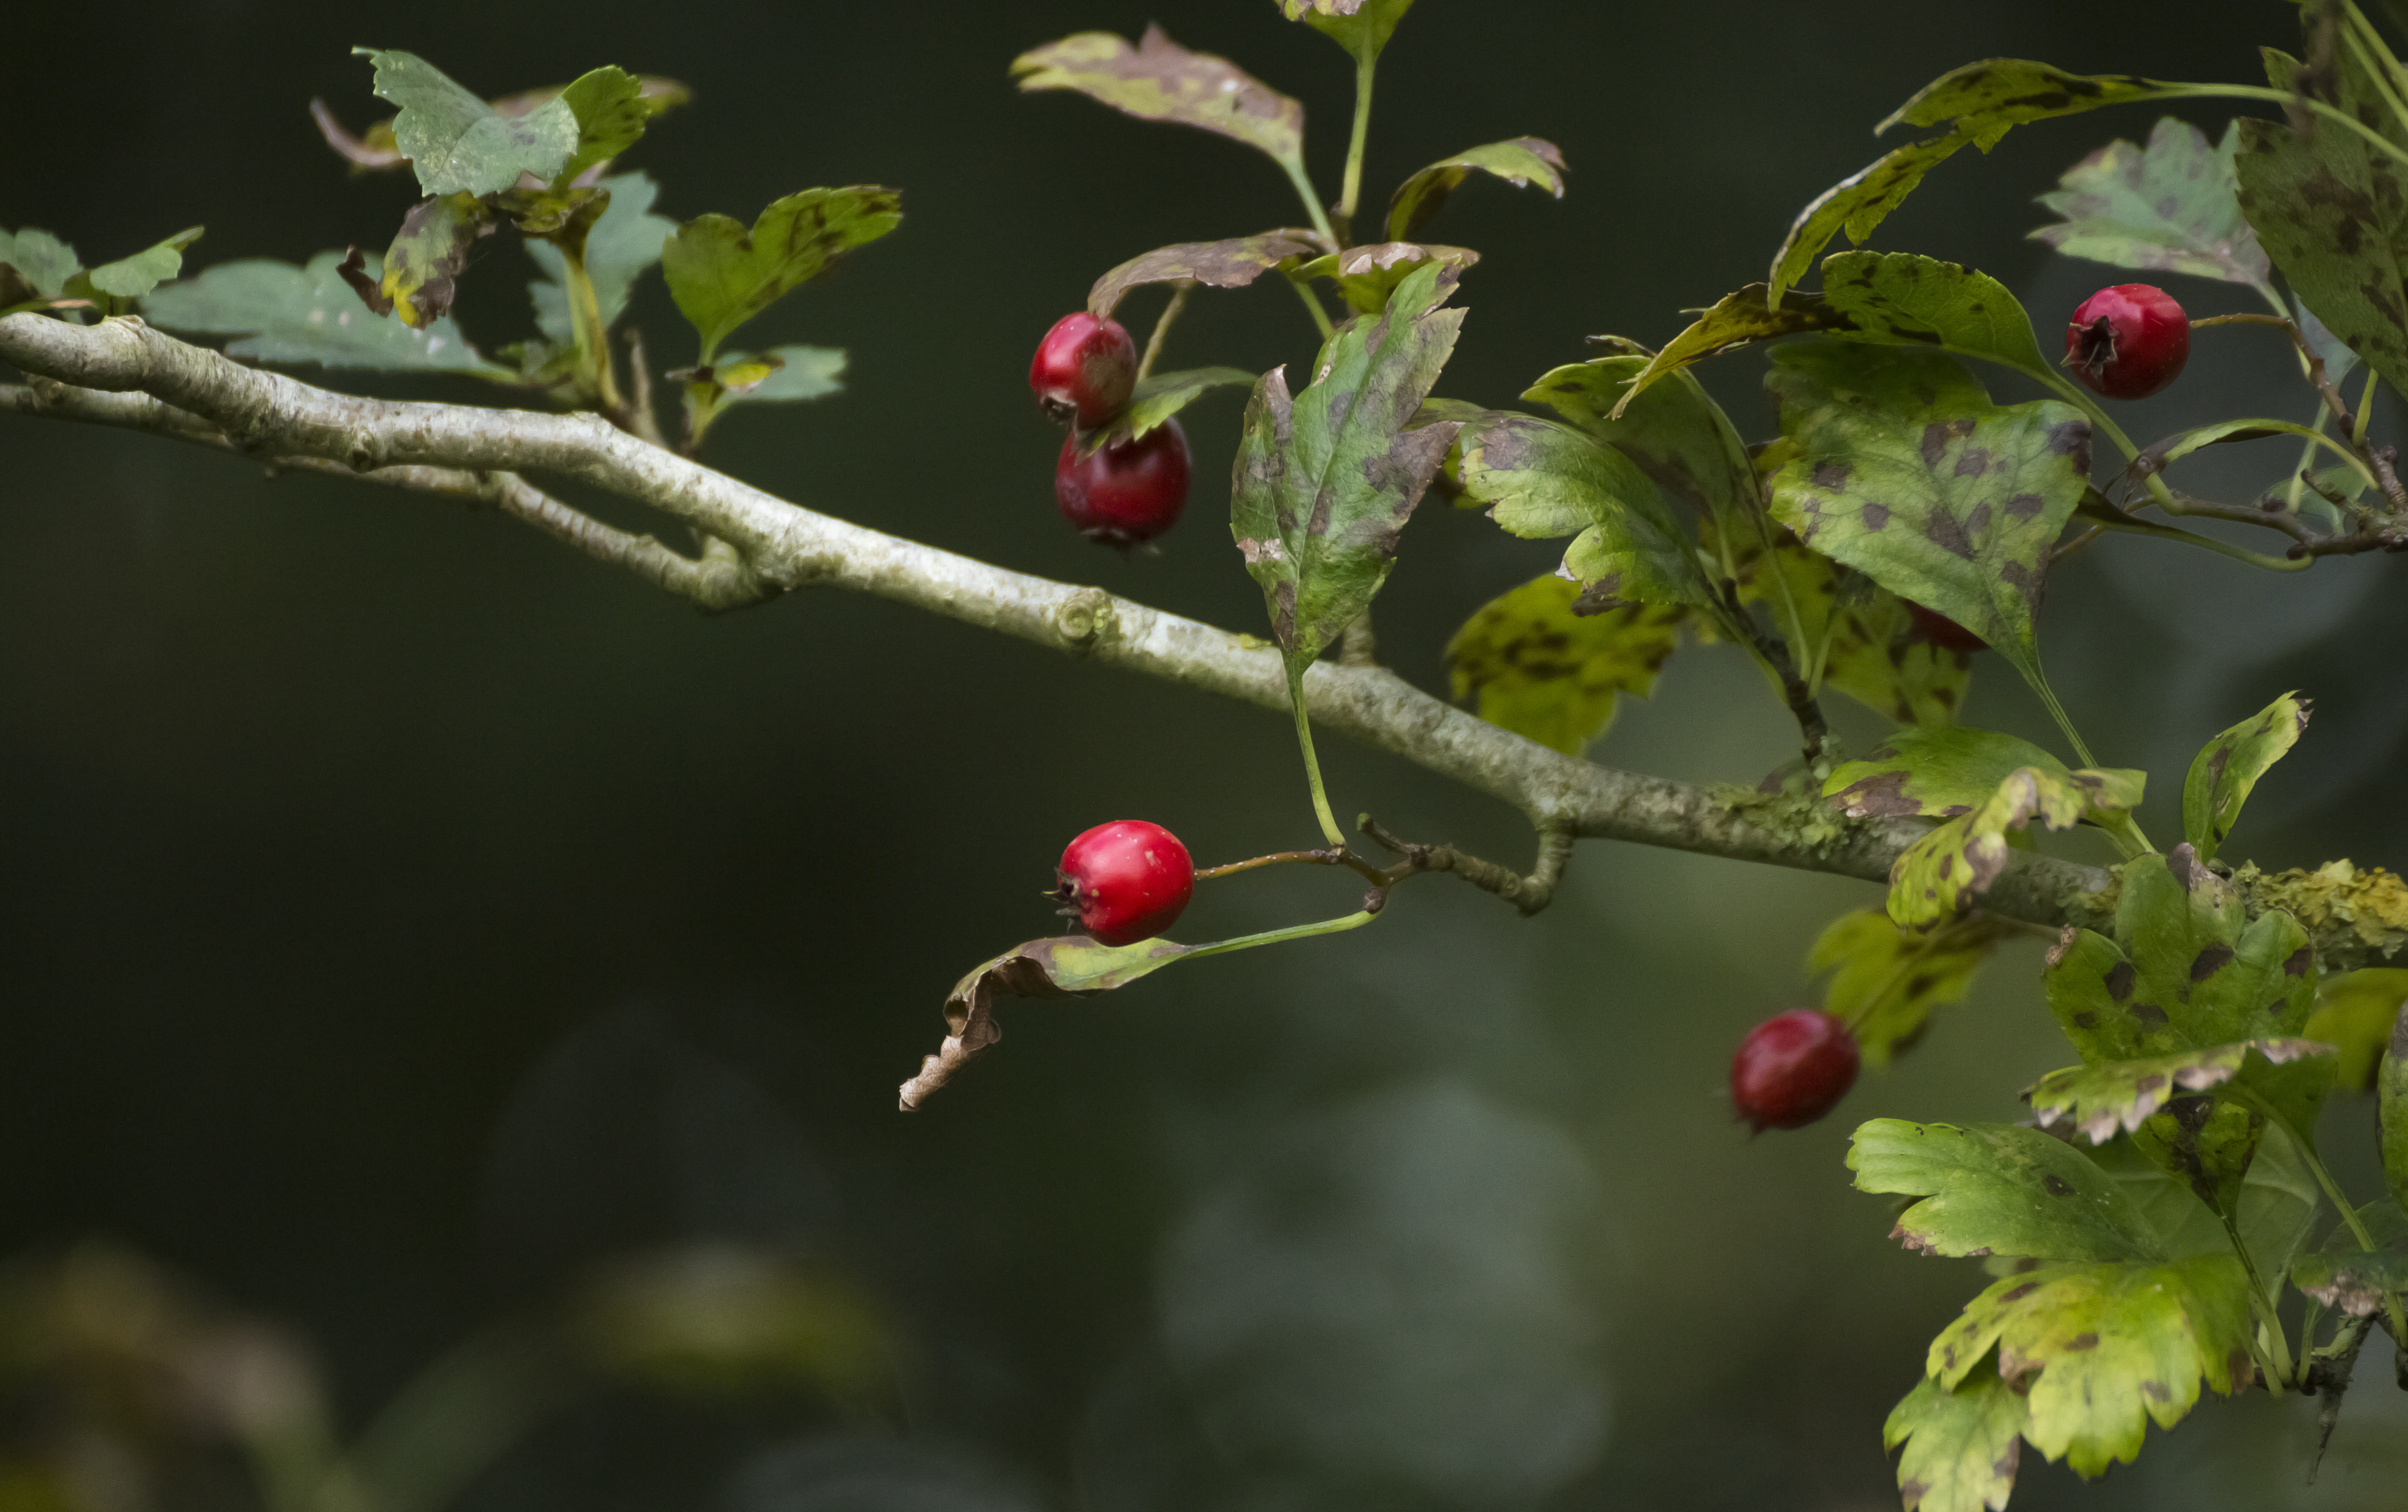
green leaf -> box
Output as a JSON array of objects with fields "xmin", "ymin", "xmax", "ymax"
[
  {"xmin": 1768, "ymin": 131, "xmax": 1973, "ymax": 308},
  {"xmin": 59, "ymin": 226, "xmax": 203, "ymax": 314},
  {"xmin": 2385, "ymin": 999, "xmax": 2408, "ymax": 1213},
  {"xmin": 1887, "ymin": 766, "xmax": 2135, "ymax": 930},
  {"xmin": 661, "ymin": 186, "xmax": 903, "ymax": 362},
  {"xmin": 1820, "ymin": 585, "xmax": 1976, "ymax": 726},
  {"xmin": 1084, "ymin": 232, "xmax": 1322, "ymax": 318},
  {"xmin": 1279, "ymin": 0, "xmax": 1416, "ymax": 61},
  {"xmin": 2087, "ymin": 1123, "xmax": 2321, "ymax": 1278},
  {"xmin": 1012, "ymin": 27, "xmax": 1306, "ymax": 174},
  {"xmin": 1523, "ymin": 354, "xmax": 1761, "ymax": 548},
  {"xmin": 1818, "ymin": 252, "xmax": 2055, "ymax": 382},
  {"xmin": 1086, "ymin": 366, "xmax": 1255, "ymax": 450},
  {"xmin": 2290, "ymin": 1203, "xmax": 2408, "ymax": 1315},
  {"xmin": 2234, "ymin": 46, "xmax": 2408, "ymax": 405},
  {"xmin": 1608, "ymin": 284, "xmax": 1852, "ymax": 418},
  {"xmin": 1765, "ymin": 343, "xmax": 2090, "ymax": 693},
  {"xmin": 1849, "ymin": 1119, "xmax": 2166, "ymax": 1263},
  {"xmin": 1884, "ymin": 1360, "xmax": 2026, "ymax": 1512},
  {"xmin": 1808, "ymin": 909, "xmax": 2008, "ymax": 1070},
  {"xmin": 1386, "ymin": 137, "xmax": 1567, "ymax": 241},
  {"xmin": 1877, "ymin": 59, "xmax": 2174, "ymax": 146},
  {"xmin": 525, "ymin": 171, "xmax": 677, "ymax": 348},
  {"xmin": 140, "ymin": 251, "xmax": 505, "ymax": 374},
  {"xmin": 2025, "ymin": 1040, "xmax": 2335, "ymax": 1145},
  {"xmin": 1825, "ymin": 725, "xmax": 2090, "ymax": 820},
  {"xmin": 1292, "ymin": 241, "xmax": 1478, "ymax": 314},
  {"xmin": 712, "ymin": 345, "xmax": 846, "ymax": 404},
  {"xmin": 0, "ymin": 227, "xmax": 81, "ymax": 300},
  {"xmin": 355, "ymin": 48, "xmax": 579, "ymax": 197},
  {"xmin": 377, "ymin": 193, "xmax": 495, "ymax": 329},
  {"xmin": 2181, "ymin": 691, "xmax": 2310, "ymax": 864},
  {"xmin": 2304, "ymin": 968, "xmax": 2408, "ymax": 1092},
  {"xmin": 2030, "ymin": 118, "xmax": 2275, "ymax": 296},
  {"xmin": 1443, "ymin": 576, "xmax": 1686, "ymax": 755},
  {"xmin": 1931, "ymin": 1254, "xmax": 2251, "ymax": 1476},
  {"xmin": 1452, "ymin": 412, "xmax": 1712, "ymax": 609},
  {"xmin": 552, "ymin": 65, "xmax": 659, "ymax": 188},
  {"xmin": 1230, "ymin": 263, "xmax": 1464, "ymax": 666}
]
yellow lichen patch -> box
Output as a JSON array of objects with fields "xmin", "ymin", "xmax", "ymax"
[{"xmin": 2230, "ymin": 860, "xmax": 2408, "ymax": 963}]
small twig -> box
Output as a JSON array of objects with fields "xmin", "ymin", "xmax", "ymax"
[
  {"xmin": 1136, "ymin": 281, "xmax": 1191, "ymax": 384},
  {"xmin": 2192, "ymin": 311, "xmax": 2407, "ymax": 510},
  {"xmin": 1716, "ymin": 580, "xmax": 1827, "ymax": 765},
  {"xmin": 1195, "ymin": 844, "xmax": 1391, "ymax": 889},
  {"xmin": 1358, "ymin": 814, "xmax": 1572, "ymax": 917},
  {"xmin": 623, "ymin": 328, "xmax": 664, "ymax": 450},
  {"xmin": 2162, "ymin": 488, "xmax": 2321, "ymax": 544}
]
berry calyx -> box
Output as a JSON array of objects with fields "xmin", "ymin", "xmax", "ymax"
[
  {"xmin": 1056, "ymin": 419, "xmax": 1191, "ymax": 548},
  {"xmin": 1730, "ymin": 1009, "xmax": 1861, "ymax": 1132},
  {"xmin": 1030, "ymin": 312, "xmax": 1138, "ymax": 428},
  {"xmin": 1055, "ymin": 820, "xmax": 1195, "ymax": 946},
  {"xmin": 2063, "ymin": 283, "xmax": 2190, "ymax": 400},
  {"xmin": 1907, "ymin": 601, "xmax": 1986, "ymax": 652}
]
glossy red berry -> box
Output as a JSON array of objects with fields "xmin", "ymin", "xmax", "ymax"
[
  {"xmin": 1056, "ymin": 419, "xmax": 1191, "ymax": 548},
  {"xmin": 2063, "ymin": 284, "xmax": 2190, "ymax": 399},
  {"xmin": 1730, "ymin": 1009, "xmax": 1861, "ymax": 1132},
  {"xmin": 1907, "ymin": 601, "xmax": 1986, "ymax": 652},
  {"xmin": 1030, "ymin": 312, "xmax": 1138, "ymax": 428},
  {"xmin": 1055, "ymin": 820, "xmax": 1194, "ymax": 946}
]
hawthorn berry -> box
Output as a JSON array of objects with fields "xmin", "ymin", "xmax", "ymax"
[
  {"xmin": 1030, "ymin": 311, "xmax": 1138, "ymax": 428},
  {"xmin": 1055, "ymin": 820, "xmax": 1194, "ymax": 946},
  {"xmin": 1730, "ymin": 1009, "xmax": 1861, "ymax": 1132},
  {"xmin": 2063, "ymin": 283, "xmax": 2190, "ymax": 400},
  {"xmin": 1056, "ymin": 419, "xmax": 1191, "ymax": 548},
  {"xmin": 1907, "ymin": 601, "xmax": 1986, "ymax": 652}
]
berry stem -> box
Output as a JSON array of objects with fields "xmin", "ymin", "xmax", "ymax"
[
  {"xmin": 1287, "ymin": 661, "xmax": 1349, "ymax": 849},
  {"xmin": 1335, "ymin": 52, "xmax": 1376, "ymax": 241},
  {"xmin": 1136, "ymin": 281, "xmax": 1191, "ymax": 383}
]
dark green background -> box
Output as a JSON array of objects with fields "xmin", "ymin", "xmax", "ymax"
[{"xmin": 6, "ymin": 2, "xmax": 2407, "ymax": 1507}]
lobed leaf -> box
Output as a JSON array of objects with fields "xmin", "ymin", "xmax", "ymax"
[
  {"xmin": 2290, "ymin": 1202, "xmax": 2408, "ymax": 1316},
  {"xmin": 552, "ymin": 65, "xmax": 663, "ymax": 188},
  {"xmin": 1808, "ymin": 909, "xmax": 2008, "ymax": 1070},
  {"xmin": 2087, "ymin": 1123, "xmax": 2321, "ymax": 1279},
  {"xmin": 1451, "ymin": 411, "xmax": 1711, "ymax": 608},
  {"xmin": 356, "ymin": 48, "xmax": 579, "ymax": 197},
  {"xmin": 1825, "ymin": 725, "xmax": 2091, "ymax": 821},
  {"xmin": 661, "ymin": 186, "xmax": 903, "ymax": 361},
  {"xmin": 0, "ymin": 227, "xmax": 82, "ymax": 301},
  {"xmin": 68, "ymin": 226, "xmax": 203, "ymax": 308},
  {"xmin": 1884, "ymin": 1360, "xmax": 2025, "ymax": 1512},
  {"xmin": 1230, "ymin": 263, "xmax": 1464, "ymax": 665},
  {"xmin": 2030, "ymin": 118, "xmax": 2275, "ymax": 296},
  {"xmin": 1525, "ymin": 354, "xmax": 1761, "ymax": 547},
  {"xmin": 2305, "ymin": 968, "xmax": 2408, "ymax": 1093},
  {"xmin": 2025, "ymin": 1040, "xmax": 2334, "ymax": 1145},
  {"xmin": 1012, "ymin": 27, "xmax": 1305, "ymax": 171},
  {"xmin": 1386, "ymin": 137, "xmax": 1567, "ymax": 241},
  {"xmin": 1085, "ymin": 232, "xmax": 1321, "ymax": 319},
  {"xmin": 140, "ymin": 251, "xmax": 504, "ymax": 374},
  {"xmin": 1819, "ymin": 585, "xmax": 1976, "ymax": 726},
  {"xmin": 1848, "ymin": 1119, "xmax": 2165, "ymax": 1264},
  {"xmin": 2181, "ymin": 691, "xmax": 2310, "ymax": 865},
  {"xmin": 1765, "ymin": 343, "xmax": 2089, "ymax": 694},
  {"xmin": 1292, "ymin": 241, "xmax": 1477, "ymax": 314},
  {"xmin": 376, "ymin": 194, "xmax": 495, "ymax": 329},
  {"xmin": 1887, "ymin": 766, "xmax": 2133, "ymax": 931},
  {"xmin": 1279, "ymin": 0, "xmax": 1416, "ymax": 61},
  {"xmin": 1817, "ymin": 252, "xmax": 2054, "ymax": 382},
  {"xmin": 1443, "ymin": 576, "xmax": 1686, "ymax": 755}
]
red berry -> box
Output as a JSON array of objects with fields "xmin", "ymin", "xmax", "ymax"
[
  {"xmin": 1907, "ymin": 601, "xmax": 1986, "ymax": 652},
  {"xmin": 1056, "ymin": 420, "xmax": 1191, "ymax": 548},
  {"xmin": 1030, "ymin": 312, "xmax": 1138, "ymax": 428},
  {"xmin": 1055, "ymin": 820, "xmax": 1194, "ymax": 946},
  {"xmin": 2063, "ymin": 284, "xmax": 2189, "ymax": 400},
  {"xmin": 1730, "ymin": 1009, "xmax": 1861, "ymax": 1132}
]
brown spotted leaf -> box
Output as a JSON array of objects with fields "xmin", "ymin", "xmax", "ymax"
[
  {"xmin": 1887, "ymin": 766, "xmax": 2131, "ymax": 931},
  {"xmin": 1765, "ymin": 343, "xmax": 2088, "ymax": 698},
  {"xmin": 1013, "ymin": 27, "xmax": 1306, "ymax": 174},
  {"xmin": 2031, "ymin": 118, "xmax": 2276, "ymax": 296},
  {"xmin": 1279, "ymin": 0, "xmax": 1416, "ymax": 61},
  {"xmin": 1292, "ymin": 241, "xmax": 1478, "ymax": 314},
  {"xmin": 1850, "ymin": 1120, "xmax": 2167, "ymax": 1264},
  {"xmin": 1230, "ymin": 262, "xmax": 1464, "ymax": 667},
  {"xmin": 660, "ymin": 187, "xmax": 903, "ymax": 361},
  {"xmin": 1809, "ymin": 909, "xmax": 2008, "ymax": 1070},
  {"xmin": 1819, "ymin": 584, "xmax": 1976, "ymax": 726},
  {"xmin": 2181, "ymin": 691, "xmax": 2310, "ymax": 865},
  {"xmin": 1607, "ymin": 284, "xmax": 1851, "ymax": 419},
  {"xmin": 2290, "ymin": 1202, "xmax": 2408, "ymax": 1316},
  {"xmin": 376, "ymin": 194, "xmax": 494, "ymax": 329},
  {"xmin": 1086, "ymin": 232, "xmax": 1322, "ymax": 318},
  {"xmin": 897, "ymin": 934, "xmax": 1195, "ymax": 1111},
  {"xmin": 1386, "ymin": 137, "xmax": 1567, "ymax": 241},
  {"xmin": 1883, "ymin": 1362, "xmax": 2026, "ymax": 1512},
  {"xmin": 1825, "ymin": 725, "xmax": 2107, "ymax": 821},
  {"xmin": 1443, "ymin": 576, "xmax": 1687, "ymax": 755},
  {"xmin": 1767, "ymin": 131, "xmax": 1974, "ymax": 308},
  {"xmin": 2025, "ymin": 1040, "xmax": 2335, "ymax": 1145},
  {"xmin": 1450, "ymin": 411, "xmax": 1713, "ymax": 609}
]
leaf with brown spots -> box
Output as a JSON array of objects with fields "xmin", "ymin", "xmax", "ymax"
[
  {"xmin": 1387, "ymin": 137, "xmax": 1567, "ymax": 241},
  {"xmin": 1525, "ymin": 355, "xmax": 1761, "ymax": 546},
  {"xmin": 141, "ymin": 251, "xmax": 507, "ymax": 375},
  {"xmin": 1230, "ymin": 261, "xmax": 1464, "ymax": 670},
  {"xmin": 1824, "ymin": 725, "xmax": 2135, "ymax": 823},
  {"xmin": 1292, "ymin": 241, "xmax": 1478, "ymax": 314},
  {"xmin": 373, "ymin": 194, "xmax": 493, "ymax": 329},
  {"xmin": 1765, "ymin": 343, "xmax": 2088, "ymax": 703},
  {"xmin": 1607, "ymin": 282, "xmax": 1851, "ymax": 418},
  {"xmin": 1807, "ymin": 909, "xmax": 2008, "ymax": 1070},
  {"xmin": 1085, "ymin": 232, "xmax": 1323, "ymax": 319},
  {"xmin": 2290, "ymin": 1201, "xmax": 2408, "ymax": 1315},
  {"xmin": 2031, "ymin": 118, "xmax": 2276, "ymax": 297},
  {"xmin": 1818, "ymin": 251, "xmax": 2055, "ymax": 382},
  {"xmin": 1013, "ymin": 27, "xmax": 1307, "ymax": 176},
  {"xmin": 1819, "ymin": 584, "xmax": 1975, "ymax": 726},
  {"xmin": 1442, "ymin": 575, "xmax": 1687, "ymax": 755},
  {"xmin": 898, "ymin": 934, "xmax": 1195, "ymax": 1110},
  {"xmin": 2181, "ymin": 691, "xmax": 2310, "ymax": 865},
  {"xmin": 1278, "ymin": 0, "xmax": 1417, "ymax": 62},
  {"xmin": 1883, "ymin": 1360, "xmax": 2025, "ymax": 1512},
  {"xmin": 1886, "ymin": 766, "xmax": 2128, "ymax": 931},
  {"xmin": 660, "ymin": 186, "xmax": 902, "ymax": 362},
  {"xmin": 1879, "ymin": 58, "xmax": 2175, "ymax": 149},
  {"xmin": 2025, "ymin": 1040, "xmax": 2334, "ymax": 1145},
  {"xmin": 2234, "ymin": 46, "xmax": 2408, "ymax": 405},
  {"xmin": 1451, "ymin": 411, "xmax": 1713, "ymax": 609},
  {"xmin": 2303, "ymin": 968, "xmax": 2408, "ymax": 1092},
  {"xmin": 1768, "ymin": 130, "xmax": 1975, "ymax": 308},
  {"xmin": 1850, "ymin": 1120, "xmax": 2167, "ymax": 1263}
]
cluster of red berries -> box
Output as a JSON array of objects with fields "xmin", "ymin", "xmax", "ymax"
[{"xmin": 1030, "ymin": 313, "xmax": 1190, "ymax": 547}]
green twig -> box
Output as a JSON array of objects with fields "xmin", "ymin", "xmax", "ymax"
[
  {"xmin": 1288, "ymin": 274, "xmax": 1335, "ymax": 340},
  {"xmin": 1280, "ymin": 156, "xmax": 1339, "ymax": 250},
  {"xmin": 1287, "ymin": 662, "xmax": 1348, "ymax": 848},
  {"xmin": 1335, "ymin": 52, "xmax": 1376, "ymax": 242}
]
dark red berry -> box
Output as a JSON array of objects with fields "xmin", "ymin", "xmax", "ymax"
[
  {"xmin": 1056, "ymin": 419, "xmax": 1191, "ymax": 548},
  {"xmin": 1907, "ymin": 601, "xmax": 1986, "ymax": 652},
  {"xmin": 1030, "ymin": 312, "xmax": 1138, "ymax": 428},
  {"xmin": 1730, "ymin": 1009, "xmax": 1861, "ymax": 1132},
  {"xmin": 1055, "ymin": 820, "xmax": 1194, "ymax": 946},
  {"xmin": 2063, "ymin": 284, "xmax": 2189, "ymax": 400}
]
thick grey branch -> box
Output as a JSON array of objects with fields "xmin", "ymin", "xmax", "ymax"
[{"xmin": 2, "ymin": 308, "xmax": 2300, "ymax": 957}]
